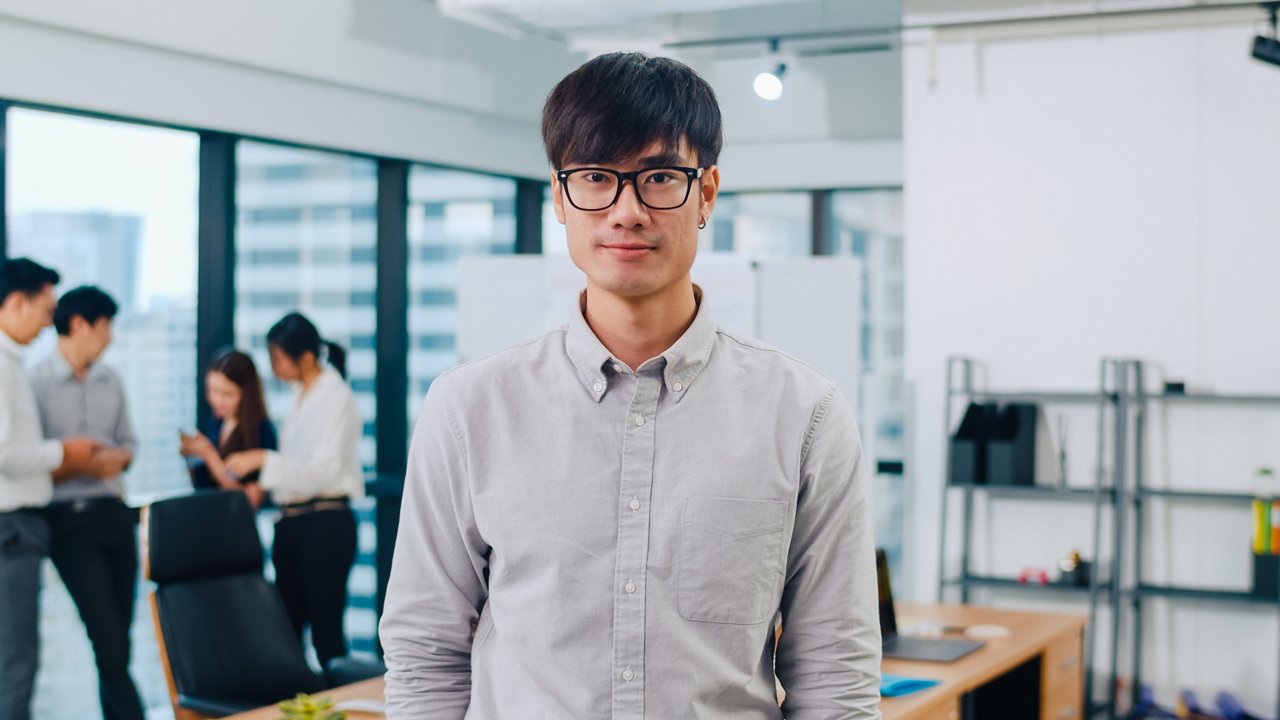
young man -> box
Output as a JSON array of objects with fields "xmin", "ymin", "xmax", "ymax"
[
  {"xmin": 29, "ymin": 285, "xmax": 144, "ymax": 720},
  {"xmin": 381, "ymin": 53, "xmax": 881, "ymax": 719},
  {"xmin": 0, "ymin": 259, "xmax": 97, "ymax": 720}
]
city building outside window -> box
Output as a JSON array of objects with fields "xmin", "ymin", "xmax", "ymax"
[{"xmin": 234, "ymin": 140, "xmax": 380, "ymax": 656}]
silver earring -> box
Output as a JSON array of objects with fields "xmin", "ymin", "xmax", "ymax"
[{"xmin": 698, "ymin": 217, "xmax": 707, "ymax": 230}]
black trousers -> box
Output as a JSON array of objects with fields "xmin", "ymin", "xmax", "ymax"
[
  {"xmin": 272, "ymin": 507, "xmax": 357, "ymax": 669},
  {"xmin": 46, "ymin": 498, "xmax": 145, "ymax": 720}
]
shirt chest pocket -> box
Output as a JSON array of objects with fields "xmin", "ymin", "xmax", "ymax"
[{"xmin": 678, "ymin": 495, "xmax": 790, "ymax": 625}]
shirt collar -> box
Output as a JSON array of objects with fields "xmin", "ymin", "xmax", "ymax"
[
  {"xmin": 564, "ymin": 284, "xmax": 717, "ymax": 404},
  {"xmin": 48, "ymin": 348, "xmax": 104, "ymax": 385}
]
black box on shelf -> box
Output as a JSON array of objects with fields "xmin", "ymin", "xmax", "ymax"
[
  {"xmin": 1253, "ymin": 553, "xmax": 1279, "ymax": 599},
  {"xmin": 949, "ymin": 402, "xmax": 998, "ymax": 486},
  {"xmin": 985, "ymin": 403, "xmax": 1046, "ymax": 486}
]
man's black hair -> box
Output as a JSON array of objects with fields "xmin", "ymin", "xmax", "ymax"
[
  {"xmin": 542, "ymin": 52, "xmax": 723, "ymax": 170},
  {"xmin": 53, "ymin": 285, "xmax": 119, "ymax": 336},
  {"xmin": 0, "ymin": 258, "xmax": 60, "ymax": 307}
]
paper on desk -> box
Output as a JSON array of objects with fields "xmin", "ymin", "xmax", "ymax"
[{"xmin": 335, "ymin": 698, "xmax": 386, "ymax": 715}]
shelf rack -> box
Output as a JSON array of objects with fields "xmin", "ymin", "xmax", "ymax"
[
  {"xmin": 938, "ymin": 356, "xmax": 1129, "ymax": 718},
  {"xmin": 1127, "ymin": 377, "xmax": 1280, "ymax": 720}
]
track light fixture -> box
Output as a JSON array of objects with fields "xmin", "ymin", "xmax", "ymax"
[
  {"xmin": 754, "ymin": 63, "xmax": 786, "ymax": 100},
  {"xmin": 1254, "ymin": 2, "xmax": 1280, "ymax": 68},
  {"xmin": 754, "ymin": 38, "xmax": 786, "ymax": 101}
]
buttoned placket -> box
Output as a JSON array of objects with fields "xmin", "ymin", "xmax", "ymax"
[
  {"xmin": 610, "ymin": 362, "xmax": 662, "ymax": 720},
  {"xmin": 74, "ymin": 374, "xmax": 90, "ymax": 436}
]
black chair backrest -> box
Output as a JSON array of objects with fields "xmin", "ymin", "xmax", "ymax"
[{"xmin": 148, "ymin": 491, "xmax": 325, "ymax": 707}]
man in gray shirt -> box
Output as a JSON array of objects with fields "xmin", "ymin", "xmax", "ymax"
[
  {"xmin": 381, "ymin": 53, "xmax": 881, "ymax": 719},
  {"xmin": 29, "ymin": 285, "xmax": 143, "ymax": 720}
]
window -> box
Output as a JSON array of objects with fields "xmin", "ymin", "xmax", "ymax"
[
  {"xmin": 407, "ymin": 166, "xmax": 516, "ymax": 422},
  {"xmin": 704, "ymin": 192, "xmax": 812, "ymax": 257},
  {"xmin": 5, "ymin": 106, "xmax": 199, "ymax": 719},
  {"xmin": 234, "ymin": 140, "xmax": 380, "ymax": 654},
  {"xmin": 832, "ymin": 189, "xmax": 906, "ymax": 579}
]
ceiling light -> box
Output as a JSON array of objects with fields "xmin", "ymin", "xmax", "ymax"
[{"xmin": 754, "ymin": 63, "xmax": 786, "ymax": 101}]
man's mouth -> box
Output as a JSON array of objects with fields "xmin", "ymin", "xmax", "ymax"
[{"xmin": 601, "ymin": 242, "xmax": 657, "ymax": 259}]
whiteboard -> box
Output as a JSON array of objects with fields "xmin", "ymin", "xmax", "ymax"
[{"xmin": 457, "ymin": 254, "xmax": 861, "ymax": 404}]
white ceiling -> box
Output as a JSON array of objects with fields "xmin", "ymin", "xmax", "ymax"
[{"xmin": 432, "ymin": 0, "xmax": 904, "ymax": 55}]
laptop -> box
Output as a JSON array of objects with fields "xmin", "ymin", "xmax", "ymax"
[{"xmin": 878, "ymin": 548, "xmax": 985, "ymax": 663}]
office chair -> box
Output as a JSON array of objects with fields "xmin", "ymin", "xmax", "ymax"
[{"xmin": 143, "ymin": 491, "xmax": 380, "ymax": 719}]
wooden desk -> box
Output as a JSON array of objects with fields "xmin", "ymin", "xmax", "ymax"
[
  {"xmin": 223, "ymin": 604, "xmax": 1082, "ymax": 720},
  {"xmin": 881, "ymin": 603, "xmax": 1086, "ymax": 720},
  {"xmin": 221, "ymin": 677, "xmax": 386, "ymax": 720}
]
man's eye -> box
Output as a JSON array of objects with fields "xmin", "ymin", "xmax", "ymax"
[
  {"xmin": 582, "ymin": 172, "xmax": 610, "ymax": 184},
  {"xmin": 645, "ymin": 171, "xmax": 678, "ymax": 185}
]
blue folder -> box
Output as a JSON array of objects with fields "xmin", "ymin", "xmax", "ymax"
[{"xmin": 880, "ymin": 673, "xmax": 941, "ymax": 697}]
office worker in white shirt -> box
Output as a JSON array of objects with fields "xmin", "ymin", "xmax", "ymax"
[
  {"xmin": 224, "ymin": 312, "xmax": 363, "ymax": 668},
  {"xmin": 0, "ymin": 258, "xmax": 98, "ymax": 720}
]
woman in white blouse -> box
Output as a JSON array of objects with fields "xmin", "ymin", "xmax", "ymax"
[{"xmin": 225, "ymin": 312, "xmax": 363, "ymax": 669}]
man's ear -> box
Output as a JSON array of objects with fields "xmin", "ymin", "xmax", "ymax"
[
  {"xmin": 550, "ymin": 170, "xmax": 567, "ymax": 225},
  {"xmin": 68, "ymin": 314, "xmax": 89, "ymax": 337},
  {"xmin": 699, "ymin": 165, "xmax": 720, "ymax": 219}
]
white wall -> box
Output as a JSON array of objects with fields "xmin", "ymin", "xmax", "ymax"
[
  {"xmin": 904, "ymin": 9, "xmax": 1280, "ymax": 710},
  {"xmin": 0, "ymin": 0, "xmax": 581, "ymax": 178}
]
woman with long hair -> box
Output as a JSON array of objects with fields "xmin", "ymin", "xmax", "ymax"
[
  {"xmin": 180, "ymin": 347, "xmax": 277, "ymax": 509},
  {"xmin": 224, "ymin": 312, "xmax": 363, "ymax": 669}
]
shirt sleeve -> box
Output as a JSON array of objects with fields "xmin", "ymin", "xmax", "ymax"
[
  {"xmin": 110, "ymin": 369, "xmax": 138, "ymax": 455},
  {"xmin": 0, "ymin": 370, "xmax": 64, "ymax": 477},
  {"xmin": 775, "ymin": 385, "xmax": 882, "ymax": 720},
  {"xmin": 258, "ymin": 383, "xmax": 358, "ymax": 499},
  {"xmin": 380, "ymin": 374, "xmax": 489, "ymax": 720}
]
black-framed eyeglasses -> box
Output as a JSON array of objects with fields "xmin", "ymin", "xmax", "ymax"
[{"xmin": 556, "ymin": 166, "xmax": 705, "ymax": 211}]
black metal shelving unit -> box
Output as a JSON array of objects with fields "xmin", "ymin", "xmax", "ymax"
[
  {"xmin": 946, "ymin": 574, "xmax": 1114, "ymax": 595},
  {"xmin": 1127, "ymin": 381, "xmax": 1280, "ymax": 720},
  {"xmin": 938, "ymin": 356, "xmax": 1130, "ymax": 719}
]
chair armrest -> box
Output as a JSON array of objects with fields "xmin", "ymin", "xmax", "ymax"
[{"xmin": 324, "ymin": 654, "xmax": 387, "ymax": 687}]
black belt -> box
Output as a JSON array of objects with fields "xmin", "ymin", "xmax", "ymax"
[{"xmin": 279, "ymin": 496, "xmax": 350, "ymax": 518}]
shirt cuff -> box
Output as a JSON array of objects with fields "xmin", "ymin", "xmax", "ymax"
[
  {"xmin": 43, "ymin": 439, "xmax": 65, "ymax": 471},
  {"xmin": 258, "ymin": 450, "xmax": 279, "ymax": 490}
]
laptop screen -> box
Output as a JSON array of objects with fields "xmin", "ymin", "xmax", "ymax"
[{"xmin": 876, "ymin": 548, "xmax": 898, "ymax": 641}]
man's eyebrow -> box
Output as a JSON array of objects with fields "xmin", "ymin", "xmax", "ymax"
[{"xmin": 635, "ymin": 153, "xmax": 687, "ymax": 167}]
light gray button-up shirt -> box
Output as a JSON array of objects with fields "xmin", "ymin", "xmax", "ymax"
[
  {"xmin": 381, "ymin": 291, "xmax": 881, "ymax": 720},
  {"xmin": 29, "ymin": 350, "xmax": 136, "ymax": 503}
]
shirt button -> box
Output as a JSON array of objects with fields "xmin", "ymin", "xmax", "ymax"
[
  {"xmin": 613, "ymin": 363, "xmax": 623, "ymax": 373},
  {"xmin": 634, "ymin": 415, "xmax": 645, "ymax": 427},
  {"xmin": 629, "ymin": 498, "xmax": 640, "ymax": 511},
  {"xmin": 622, "ymin": 667, "xmax": 634, "ymax": 681},
  {"xmin": 592, "ymin": 382, "xmax": 603, "ymax": 393},
  {"xmin": 624, "ymin": 581, "xmax": 636, "ymax": 594},
  {"xmin": 673, "ymin": 381, "xmax": 683, "ymax": 392}
]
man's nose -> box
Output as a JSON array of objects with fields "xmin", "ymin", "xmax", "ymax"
[{"xmin": 609, "ymin": 180, "xmax": 650, "ymax": 226}]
